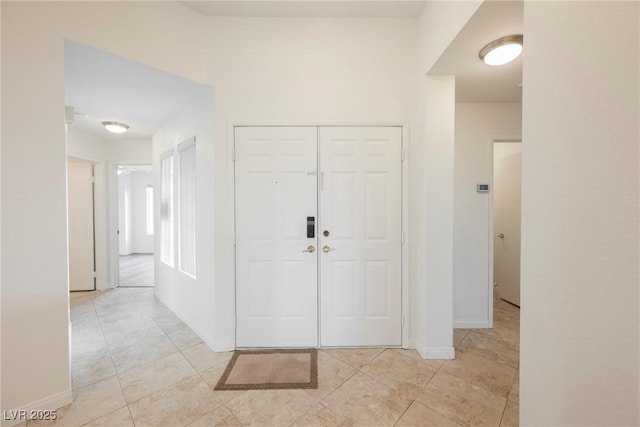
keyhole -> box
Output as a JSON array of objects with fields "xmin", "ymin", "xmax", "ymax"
[{"xmin": 323, "ymin": 230, "xmax": 330, "ymax": 237}]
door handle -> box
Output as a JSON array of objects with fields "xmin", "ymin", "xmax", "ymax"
[
  {"xmin": 302, "ymin": 245, "xmax": 316, "ymax": 253},
  {"xmin": 322, "ymin": 245, "xmax": 335, "ymax": 253},
  {"xmin": 497, "ymin": 233, "xmax": 505, "ymax": 239}
]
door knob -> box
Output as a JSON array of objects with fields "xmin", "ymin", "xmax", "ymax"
[
  {"xmin": 497, "ymin": 233, "xmax": 505, "ymax": 239},
  {"xmin": 302, "ymin": 245, "xmax": 316, "ymax": 253},
  {"xmin": 322, "ymin": 245, "xmax": 335, "ymax": 253}
]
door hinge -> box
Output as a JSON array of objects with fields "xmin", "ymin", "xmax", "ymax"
[
  {"xmin": 320, "ymin": 172, "xmax": 324, "ymax": 191},
  {"xmin": 401, "ymin": 149, "xmax": 405, "ymax": 161},
  {"xmin": 401, "ymin": 232, "xmax": 405, "ymax": 245},
  {"xmin": 402, "ymin": 316, "xmax": 405, "ymax": 327},
  {"xmin": 232, "ymin": 148, "xmax": 235, "ymax": 162}
]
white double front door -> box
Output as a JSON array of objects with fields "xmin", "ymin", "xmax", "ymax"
[{"xmin": 235, "ymin": 126, "xmax": 402, "ymax": 348}]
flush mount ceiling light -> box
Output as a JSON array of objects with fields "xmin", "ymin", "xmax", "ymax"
[
  {"xmin": 479, "ymin": 34, "xmax": 523, "ymax": 66},
  {"xmin": 101, "ymin": 121, "xmax": 129, "ymax": 134}
]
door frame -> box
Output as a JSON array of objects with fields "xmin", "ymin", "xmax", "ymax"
[
  {"xmin": 110, "ymin": 162, "xmax": 154, "ymax": 288},
  {"xmin": 231, "ymin": 122, "xmax": 410, "ymax": 348},
  {"xmin": 489, "ymin": 135, "xmax": 522, "ymax": 322}
]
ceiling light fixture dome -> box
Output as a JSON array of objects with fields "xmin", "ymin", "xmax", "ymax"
[
  {"xmin": 479, "ymin": 34, "xmax": 523, "ymax": 66},
  {"xmin": 101, "ymin": 121, "xmax": 129, "ymax": 134}
]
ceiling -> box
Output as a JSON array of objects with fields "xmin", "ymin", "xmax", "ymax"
[
  {"xmin": 180, "ymin": 1, "xmax": 426, "ymax": 17},
  {"xmin": 65, "ymin": 1, "xmax": 522, "ymax": 142},
  {"xmin": 183, "ymin": 0, "xmax": 523, "ymax": 102},
  {"xmin": 430, "ymin": 0, "xmax": 524, "ymax": 103},
  {"xmin": 65, "ymin": 41, "xmax": 206, "ymax": 141}
]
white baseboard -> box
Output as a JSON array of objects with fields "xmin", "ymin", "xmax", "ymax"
[
  {"xmin": 2, "ymin": 390, "xmax": 73, "ymax": 427},
  {"xmin": 453, "ymin": 320, "xmax": 492, "ymax": 329},
  {"xmin": 406, "ymin": 337, "xmax": 418, "ymax": 350},
  {"xmin": 416, "ymin": 345, "xmax": 455, "ymax": 360}
]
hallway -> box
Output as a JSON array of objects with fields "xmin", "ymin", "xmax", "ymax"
[
  {"xmin": 27, "ymin": 289, "xmax": 519, "ymax": 426},
  {"xmin": 118, "ymin": 254, "xmax": 154, "ymax": 287}
]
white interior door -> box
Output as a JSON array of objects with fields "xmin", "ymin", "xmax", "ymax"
[
  {"xmin": 235, "ymin": 127, "xmax": 318, "ymax": 347},
  {"xmin": 68, "ymin": 158, "xmax": 96, "ymax": 291},
  {"xmin": 319, "ymin": 127, "xmax": 402, "ymax": 346},
  {"xmin": 493, "ymin": 142, "xmax": 522, "ymax": 306}
]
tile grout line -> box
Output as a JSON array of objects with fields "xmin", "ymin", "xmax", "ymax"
[
  {"xmin": 71, "ymin": 288, "xmax": 520, "ymax": 427},
  {"xmin": 110, "ymin": 293, "xmax": 201, "ymax": 408},
  {"xmin": 72, "ymin": 292, "xmax": 130, "ymax": 427},
  {"xmin": 105, "ymin": 291, "xmax": 138, "ymax": 427}
]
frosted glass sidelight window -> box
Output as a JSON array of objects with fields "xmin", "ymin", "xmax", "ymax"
[
  {"xmin": 178, "ymin": 137, "xmax": 196, "ymax": 277},
  {"xmin": 160, "ymin": 151, "xmax": 174, "ymax": 266},
  {"xmin": 146, "ymin": 186, "xmax": 154, "ymax": 235}
]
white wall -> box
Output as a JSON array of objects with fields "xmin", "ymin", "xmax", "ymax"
[
  {"xmin": 409, "ymin": 2, "xmax": 482, "ymax": 358},
  {"xmin": 1, "ymin": 0, "xmax": 189, "ymax": 411},
  {"xmin": 68, "ymin": 129, "xmax": 110, "ymax": 161},
  {"xmin": 417, "ymin": 0, "xmax": 482, "ymax": 74},
  {"xmin": 203, "ymin": 16, "xmax": 418, "ymax": 350},
  {"xmin": 2, "ymin": 6, "xmax": 71, "ymax": 414},
  {"xmin": 453, "ymin": 103, "xmax": 522, "ymax": 328},
  {"xmin": 521, "ymin": 2, "xmax": 639, "ymax": 425},
  {"xmin": 412, "ymin": 75, "xmax": 456, "ymax": 359},
  {"xmin": 153, "ymin": 89, "xmax": 216, "ymax": 347},
  {"xmin": 110, "ymin": 140, "xmax": 154, "ymax": 165}
]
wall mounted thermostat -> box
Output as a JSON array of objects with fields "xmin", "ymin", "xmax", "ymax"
[{"xmin": 477, "ymin": 184, "xmax": 490, "ymax": 193}]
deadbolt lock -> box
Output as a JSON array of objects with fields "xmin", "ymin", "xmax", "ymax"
[{"xmin": 323, "ymin": 230, "xmax": 330, "ymax": 237}]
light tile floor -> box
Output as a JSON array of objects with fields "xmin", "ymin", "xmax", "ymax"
[
  {"xmin": 118, "ymin": 254, "xmax": 154, "ymax": 287},
  {"xmin": 27, "ymin": 288, "xmax": 519, "ymax": 427}
]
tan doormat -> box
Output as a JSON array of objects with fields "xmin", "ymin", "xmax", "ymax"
[{"xmin": 215, "ymin": 349, "xmax": 318, "ymax": 390}]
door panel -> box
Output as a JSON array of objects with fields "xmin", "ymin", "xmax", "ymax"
[
  {"xmin": 68, "ymin": 158, "xmax": 96, "ymax": 291},
  {"xmin": 493, "ymin": 143, "xmax": 522, "ymax": 307},
  {"xmin": 320, "ymin": 127, "xmax": 402, "ymax": 346},
  {"xmin": 235, "ymin": 127, "xmax": 318, "ymax": 347}
]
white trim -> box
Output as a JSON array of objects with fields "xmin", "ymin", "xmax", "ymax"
[
  {"xmin": 401, "ymin": 122, "xmax": 410, "ymax": 348},
  {"xmin": 177, "ymin": 136, "xmax": 196, "ymax": 152},
  {"xmin": 159, "ymin": 148, "xmax": 174, "ymax": 161},
  {"xmin": 110, "ymin": 162, "xmax": 154, "ymax": 288},
  {"xmin": 1, "ymin": 390, "xmax": 73, "ymax": 427},
  {"xmin": 453, "ymin": 320, "xmax": 491, "ymax": 329},
  {"xmin": 416, "ymin": 345, "xmax": 455, "ymax": 360},
  {"xmin": 489, "ymin": 135, "xmax": 522, "ymax": 326},
  {"xmin": 228, "ymin": 121, "xmax": 237, "ymax": 350}
]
